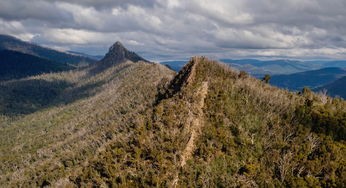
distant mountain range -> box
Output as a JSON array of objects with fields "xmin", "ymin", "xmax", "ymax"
[
  {"xmin": 0, "ymin": 50, "xmax": 73, "ymax": 81},
  {"xmin": 160, "ymin": 60, "xmax": 187, "ymax": 72},
  {"xmin": 220, "ymin": 59, "xmax": 318, "ymax": 76},
  {"xmin": 162, "ymin": 59, "xmax": 346, "ymax": 76},
  {"xmin": 317, "ymin": 76, "xmax": 346, "ymax": 99},
  {"xmin": 221, "ymin": 59, "xmax": 346, "ymax": 76},
  {"xmin": 0, "ymin": 34, "xmax": 96, "ymax": 80},
  {"xmin": 0, "ymin": 34, "xmax": 96, "ymax": 65},
  {"xmin": 270, "ymin": 67, "xmax": 346, "ymax": 91},
  {"xmin": 68, "ymin": 51, "xmax": 104, "ymax": 61}
]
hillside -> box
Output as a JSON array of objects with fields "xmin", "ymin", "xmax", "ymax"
[
  {"xmin": 0, "ymin": 42, "xmax": 175, "ymax": 187},
  {"xmin": 0, "ymin": 55, "xmax": 345, "ymax": 187},
  {"xmin": 0, "ymin": 41, "xmax": 153, "ymax": 116},
  {"xmin": 0, "ymin": 50, "xmax": 73, "ymax": 81},
  {"xmin": 0, "ymin": 34, "xmax": 95, "ymax": 65},
  {"xmin": 160, "ymin": 60, "xmax": 187, "ymax": 72},
  {"xmin": 162, "ymin": 59, "xmax": 314, "ymax": 75},
  {"xmin": 91, "ymin": 41, "xmax": 149, "ymax": 73},
  {"xmin": 220, "ymin": 59, "xmax": 346, "ymax": 76},
  {"xmin": 220, "ymin": 59, "xmax": 319, "ymax": 76},
  {"xmin": 318, "ymin": 76, "xmax": 346, "ymax": 99},
  {"xmin": 270, "ymin": 67, "xmax": 346, "ymax": 90},
  {"xmin": 68, "ymin": 51, "xmax": 103, "ymax": 61}
]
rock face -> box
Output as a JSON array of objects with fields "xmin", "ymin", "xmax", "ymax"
[{"xmin": 100, "ymin": 41, "xmax": 149, "ymax": 64}]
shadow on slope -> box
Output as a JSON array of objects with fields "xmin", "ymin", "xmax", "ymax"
[
  {"xmin": 0, "ymin": 50, "xmax": 73, "ymax": 81},
  {"xmin": 0, "ymin": 75, "xmax": 107, "ymax": 116},
  {"xmin": 0, "ymin": 60, "xmax": 142, "ymax": 116},
  {"xmin": 0, "ymin": 79, "xmax": 71, "ymax": 115},
  {"xmin": 0, "ymin": 40, "xmax": 148, "ymax": 116},
  {"xmin": 270, "ymin": 67, "xmax": 346, "ymax": 90}
]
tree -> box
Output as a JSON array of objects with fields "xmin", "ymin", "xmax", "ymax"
[
  {"xmin": 262, "ymin": 74, "xmax": 271, "ymax": 83},
  {"xmin": 301, "ymin": 87, "xmax": 312, "ymax": 95}
]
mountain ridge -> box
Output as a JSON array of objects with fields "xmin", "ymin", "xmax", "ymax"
[
  {"xmin": 0, "ymin": 50, "xmax": 73, "ymax": 81},
  {"xmin": 317, "ymin": 75, "xmax": 346, "ymax": 99},
  {"xmin": 0, "ymin": 44, "xmax": 345, "ymax": 187},
  {"xmin": 0, "ymin": 34, "xmax": 96, "ymax": 65},
  {"xmin": 270, "ymin": 67, "xmax": 346, "ymax": 90}
]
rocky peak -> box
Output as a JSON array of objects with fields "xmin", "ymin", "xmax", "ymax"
[
  {"xmin": 108, "ymin": 41, "xmax": 126, "ymax": 56},
  {"xmin": 100, "ymin": 41, "xmax": 149, "ymax": 65}
]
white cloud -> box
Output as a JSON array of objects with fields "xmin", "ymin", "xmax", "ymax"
[
  {"xmin": 38, "ymin": 28, "xmax": 121, "ymax": 45},
  {"xmin": 0, "ymin": 0, "xmax": 345, "ymax": 59},
  {"xmin": 0, "ymin": 19, "xmax": 35, "ymax": 41}
]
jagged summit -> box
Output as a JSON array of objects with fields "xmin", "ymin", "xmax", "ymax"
[
  {"xmin": 108, "ymin": 41, "xmax": 126, "ymax": 55},
  {"xmin": 99, "ymin": 41, "xmax": 149, "ymax": 65}
]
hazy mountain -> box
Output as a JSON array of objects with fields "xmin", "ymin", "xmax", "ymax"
[
  {"xmin": 307, "ymin": 60, "xmax": 346, "ymax": 68},
  {"xmin": 220, "ymin": 59, "xmax": 320, "ymax": 76},
  {"xmin": 162, "ymin": 59, "xmax": 346, "ymax": 76},
  {"xmin": 317, "ymin": 76, "xmax": 346, "ymax": 99},
  {"xmin": 0, "ymin": 34, "xmax": 96, "ymax": 65},
  {"xmin": 160, "ymin": 60, "xmax": 187, "ymax": 72},
  {"xmin": 270, "ymin": 67, "xmax": 346, "ymax": 91},
  {"xmin": 0, "ymin": 45, "xmax": 345, "ymax": 187},
  {"xmin": 221, "ymin": 59, "xmax": 346, "ymax": 76},
  {"xmin": 324, "ymin": 61, "xmax": 346, "ymax": 68},
  {"xmin": 0, "ymin": 50, "xmax": 72, "ymax": 81},
  {"xmin": 68, "ymin": 51, "xmax": 104, "ymax": 61}
]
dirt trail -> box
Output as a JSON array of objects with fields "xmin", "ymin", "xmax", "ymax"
[
  {"xmin": 172, "ymin": 81, "xmax": 208, "ymax": 187},
  {"xmin": 181, "ymin": 81, "xmax": 208, "ymax": 166}
]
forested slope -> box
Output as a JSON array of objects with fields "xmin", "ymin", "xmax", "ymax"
[{"xmin": 0, "ymin": 56, "xmax": 345, "ymax": 187}]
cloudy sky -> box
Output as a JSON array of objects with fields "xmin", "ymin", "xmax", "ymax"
[{"xmin": 1, "ymin": 0, "xmax": 346, "ymax": 60}]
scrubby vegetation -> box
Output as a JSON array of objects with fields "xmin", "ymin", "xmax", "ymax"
[
  {"xmin": 176, "ymin": 58, "xmax": 345, "ymax": 187},
  {"xmin": 0, "ymin": 57, "xmax": 345, "ymax": 187},
  {"xmin": 0, "ymin": 61, "xmax": 174, "ymax": 187}
]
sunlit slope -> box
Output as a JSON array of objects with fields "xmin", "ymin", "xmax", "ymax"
[
  {"xmin": 0, "ymin": 61, "xmax": 174, "ymax": 187},
  {"xmin": 74, "ymin": 57, "xmax": 345, "ymax": 187},
  {"xmin": 0, "ymin": 57, "xmax": 345, "ymax": 187}
]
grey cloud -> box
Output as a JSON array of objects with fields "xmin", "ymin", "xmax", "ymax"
[
  {"xmin": 47, "ymin": 0, "xmax": 157, "ymax": 9},
  {"xmin": 0, "ymin": 0, "xmax": 346, "ymax": 59},
  {"xmin": 0, "ymin": 0, "xmax": 72, "ymax": 22}
]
